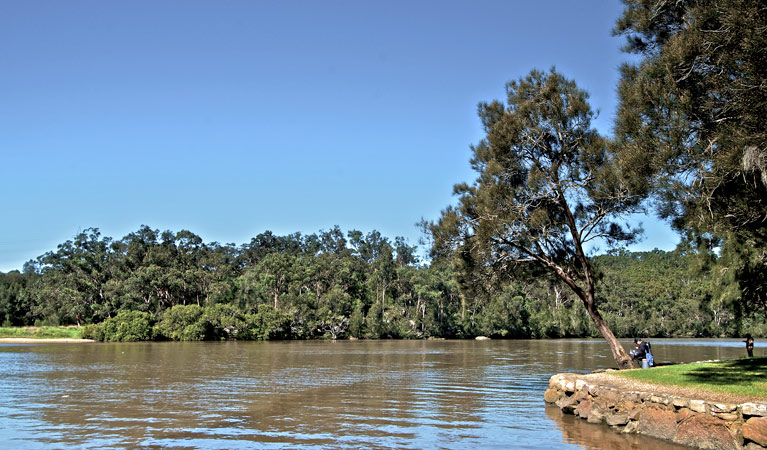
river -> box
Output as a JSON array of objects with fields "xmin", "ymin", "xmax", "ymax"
[{"xmin": 0, "ymin": 338, "xmax": 760, "ymax": 449}]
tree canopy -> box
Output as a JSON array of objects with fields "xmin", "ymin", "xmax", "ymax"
[
  {"xmin": 614, "ymin": 0, "xmax": 767, "ymax": 310},
  {"xmin": 427, "ymin": 69, "xmax": 643, "ymax": 368}
]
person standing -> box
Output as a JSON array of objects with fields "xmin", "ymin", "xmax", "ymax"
[{"xmin": 744, "ymin": 334, "xmax": 755, "ymax": 358}]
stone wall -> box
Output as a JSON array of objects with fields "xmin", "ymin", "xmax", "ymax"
[{"xmin": 545, "ymin": 373, "xmax": 767, "ymax": 450}]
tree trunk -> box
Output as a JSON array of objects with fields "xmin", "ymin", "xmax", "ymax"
[
  {"xmin": 583, "ymin": 296, "xmax": 635, "ymax": 370},
  {"xmin": 273, "ymin": 291, "xmax": 278, "ymax": 310}
]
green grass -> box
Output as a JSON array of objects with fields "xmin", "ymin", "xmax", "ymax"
[
  {"xmin": 0, "ymin": 326, "xmax": 83, "ymax": 339},
  {"xmin": 614, "ymin": 358, "xmax": 767, "ymax": 399}
]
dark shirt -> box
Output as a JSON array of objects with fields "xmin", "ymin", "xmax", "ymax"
[{"xmin": 633, "ymin": 341, "xmax": 649, "ymax": 360}]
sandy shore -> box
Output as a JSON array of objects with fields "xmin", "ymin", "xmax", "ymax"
[{"xmin": 0, "ymin": 338, "xmax": 95, "ymax": 343}]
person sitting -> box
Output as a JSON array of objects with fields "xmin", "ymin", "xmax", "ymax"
[{"xmin": 631, "ymin": 337, "xmax": 649, "ymax": 361}]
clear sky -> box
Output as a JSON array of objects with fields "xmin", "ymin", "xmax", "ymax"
[{"xmin": 0, "ymin": 0, "xmax": 679, "ymax": 272}]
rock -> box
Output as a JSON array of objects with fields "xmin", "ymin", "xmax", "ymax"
[
  {"xmin": 587, "ymin": 407, "xmax": 606, "ymax": 424},
  {"xmin": 544, "ymin": 388, "xmax": 562, "ymax": 404},
  {"xmin": 715, "ymin": 412, "xmax": 739, "ymax": 421},
  {"xmin": 675, "ymin": 408, "xmax": 695, "ymax": 422},
  {"xmin": 742, "ymin": 403, "xmax": 767, "ymax": 418},
  {"xmin": 638, "ymin": 406, "xmax": 679, "ymax": 441},
  {"xmin": 575, "ymin": 379, "xmax": 588, "ymax": 392},
  {"xmin": 564, "ymin": 380, "xmax": 576, "ymax": 393},
  {"xmin": 614, "ymin": 401, "xmax": 635, "ymax": 414},
  {"xmin": 475, "ymin": 336, "xmax": 490, "ymax": 340},
  {"xmin": 743, "ymin": 417, "xmax": 767, "ymax": 447},
  {"xmin": 689, "ymin": 399, "xmax": 708, "ymax": 413},
  {"xmin": 731, "ymin": 421, "xmax": 744, "ymax": 446},
  {"xmin": 606, "ymin": 413, "xmax": 629, "ymax": 426},
  {"xmin": 744, "ymin": 442, "xmax": 767, "ymax": 450},
  {"xmin": 557, "ymin": 394, "xmax": 578, "ymax": 414},
  {"xmin": 597, "ymin": 388, "xmax": 621, "ymax": 408},
  {"xmin": 628, "ymin": 405, "xmax": 643, "ymax": 421},
  {"xmin": 574, "ymin": 390, "xmax": 591, "ymax": 403},
  {"xmin": 575, "ymin": 399, "xmax": 594, "ymax": 418},
  {"xmin": 674, "ymin": 414, "xmax": 740, "ymax": 450},
  {"xmin": 713, "ymin": 403, "xmax": 738, "ymax": 413},
  {"xmin": 622, "ymin": 421, "xmax": 639, "ymax": 434},
  {"xmin": 672, "ymin": 397, "xmax": 689, "ymax": 409}
]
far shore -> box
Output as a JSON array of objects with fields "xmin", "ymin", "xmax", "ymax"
[{"xmin": 0, "ymin": 338, "xmax": 95, "ymax": 343}]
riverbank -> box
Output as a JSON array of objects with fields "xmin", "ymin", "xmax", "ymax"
[
  {"xmin": 0, "ymin": 326, "xmax": 82, "ymax": 339},
  {"xmin": 0, "ymin": 338, "xmax": 95, "ymax": 343},
  {"xmin": 545, "ymin": 370, "xmax": 767, "ymax": 449},
  {"xmin": 0, "ymin": 326, "xmax": 93, "ymax": 343}
]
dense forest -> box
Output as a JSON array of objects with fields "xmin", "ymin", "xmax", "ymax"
[
  {"xmin": 1, "ymin": 226, "xmax": 764, "ymax": 341},
  {"xmin": 2, "ymin": 1, "xmax": 765, "ymax": 352}
]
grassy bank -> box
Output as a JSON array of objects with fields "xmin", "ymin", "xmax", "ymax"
[
  {"xmin": 614, "ymin": 358, "xmax": 767, "ymax": 399},
  {"xmin": 0, "ymin": 326, "xmax": 83, "ymax": 339}
]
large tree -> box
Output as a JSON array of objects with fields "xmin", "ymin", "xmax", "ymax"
[
  {"xmin": 614, "ymin": 0, "xmax": 767, "ymax": 310},
  {"xmin": 428, "ymin": 69, "xmax": 643, "ymax": 369}
]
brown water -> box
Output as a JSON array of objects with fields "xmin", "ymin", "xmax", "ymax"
[{"xmin": 0, "ymin": 338, "xmax": 758, "ymax": 449}]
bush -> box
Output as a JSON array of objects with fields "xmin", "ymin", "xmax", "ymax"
[
  {"xmin": 155, "ymin": 305, "xmax": 209, "ymax": 341},
  {"xmin": 243, "ymin": 304, "xmax": 292, "ymax": 340},
  {"xmin": 94, "ymin": 311, "xmax": 155, "ymax": 342},
  {"xmin": 202, "ymin": 304, "xmax": 246, "ymax": 339},
  {"xmin": 80, "ymin": 323, "xmax": 100, "ymax": 340}
]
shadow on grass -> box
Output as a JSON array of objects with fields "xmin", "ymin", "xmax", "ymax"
[{"xmin": 685, "ymin": 358, "xmax": 767, "ymax": 386}]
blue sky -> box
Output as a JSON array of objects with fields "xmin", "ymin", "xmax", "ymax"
[{"xmin": 0, "ymin": 0, "xmax": 678, "ymax": 272}]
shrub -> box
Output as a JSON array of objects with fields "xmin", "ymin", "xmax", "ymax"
[
  {"xmin": 95, "ymin": 311, "xmax": 155, "ymax": 342},
  {"xmin": 202, "ymin": 304, "xmax": 246, "ymax": 339},
  {"xmin": 155, "ymin": 305, "xmax": 209, "ymax": 341},
  {"xmin": 80, "ymin": 323, "xmax": 101, "ymax": 340},
  {"xmin": 243, "ymin": 304, "xmax": 292, "ymax": 340}
]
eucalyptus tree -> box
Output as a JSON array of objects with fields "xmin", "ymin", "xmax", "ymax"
[
  {"xmin": 26, "ymin": 228, "xmax": 115, "ymax": 325},
  {"xmin": 0, "ymin": 270, "xmax": 28, "ymax": 326},
  {"xmin": 428, "ymin": 69, "xmax": 643, "ymax": 369}
]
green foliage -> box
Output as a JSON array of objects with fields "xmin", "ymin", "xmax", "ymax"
[
  {"xmin": 243, "ymin": 304, "xmax": 292, "ymax": 340},
  {"xmin": 0, "ymin": 271, "xmax": 29, "ymax": 326},
  {"xmin": 348, "ymin": 301, "xmax": 365, "ymax": 338},
  {"xmin": 476, "ymin": 289, "xmax": 528, "ymax": 338},
  {"xmin": 426, "ymin": 68, "xmax": 643, "ymax": 368},
  {"xmin": 8, "ymin": 223, "xmax": 767, "ymax": 342},
  {"xmin": 364, "ymin": 303, "xmax": 385, "ymax": 339},
  {"xmin": 90, "ymin": 311, "xmax": 155, "ymax": 342},
  {"xmin": 155, "ymin": 305, "xmax": 209, "ymax": 341},
  {"xmin": 0, "ymin": 326, "xmax": 82, "ymax": 339},
  {"xmin": 614, "ymin": 0, "xmax": 767, "ymax": 312},
  {"xmin": 203, "ymin": 304, "xmax": 246, "ymax": 340}
]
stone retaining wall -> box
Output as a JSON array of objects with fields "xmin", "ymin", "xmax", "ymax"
[{"xmin": 545, "ymin": 373, "xmax": 767, "ymax": 450}]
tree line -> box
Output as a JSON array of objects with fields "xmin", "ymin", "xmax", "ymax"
[
  {"xmin": 1, "ymin": 1, "xmax": 765, "ymax": 365},
  {"xmin": 1, "ymin": 226, "xmax": 764, "ymax": 341}
]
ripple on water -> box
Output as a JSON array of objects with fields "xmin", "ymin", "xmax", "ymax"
[{"xmin": 1, "ymin": 339, "xmax": 743, "ymax": 449}]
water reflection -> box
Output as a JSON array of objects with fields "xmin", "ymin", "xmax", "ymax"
[
  {"xmin": 0, "ymin": 339, "xmax": 755, "ymax": 449},
  {"xmin": 544, "ymin": 406, "xmax": 689, "ymax": 450}
]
